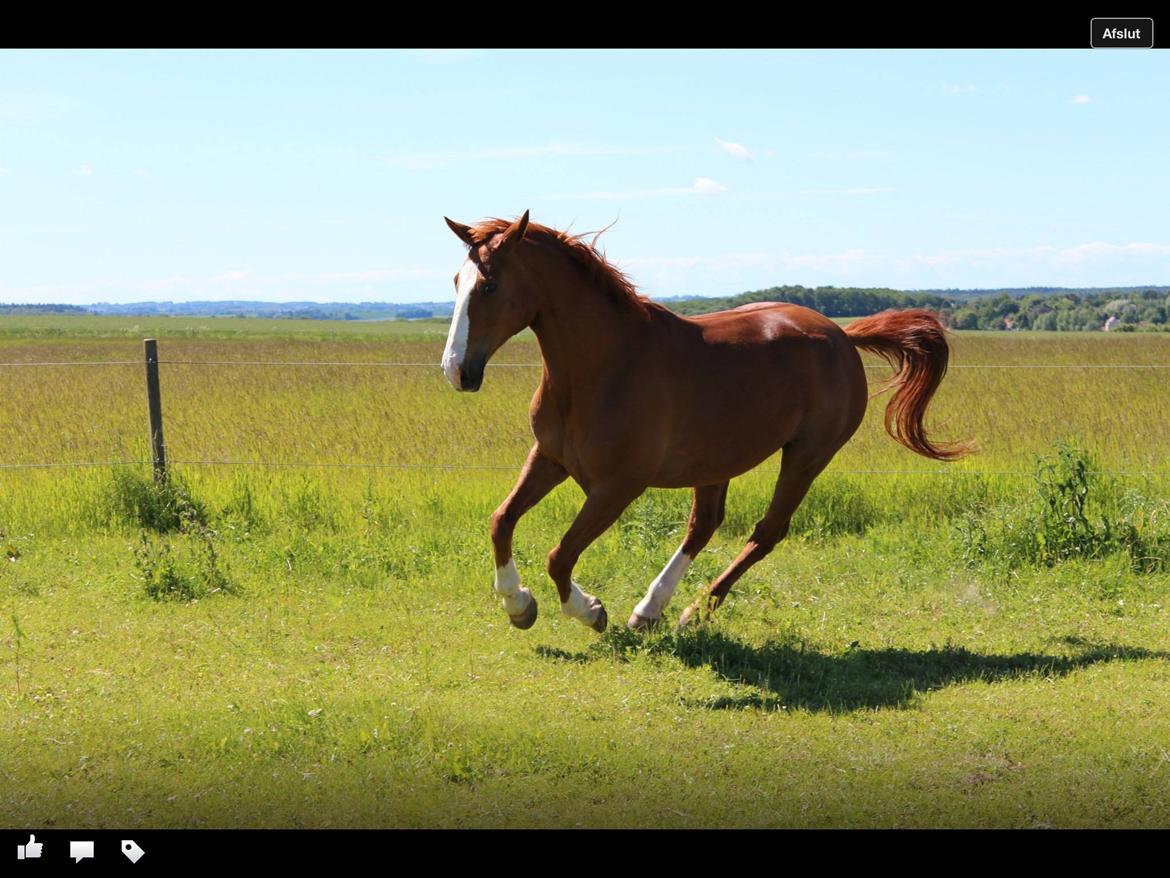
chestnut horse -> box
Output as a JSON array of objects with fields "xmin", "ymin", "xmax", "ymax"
[{"xmin": 441, "ymin": 211, "xmax": 971, "ymax": 634}]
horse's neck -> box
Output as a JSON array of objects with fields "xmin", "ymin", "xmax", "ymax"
[{"xmin": 529, "ymin": 282, "xmax": 647, "ymax": 406}]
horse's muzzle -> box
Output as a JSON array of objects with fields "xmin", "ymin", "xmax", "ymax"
[{"xmin": 459, "ymin": 354, "xmax": 486, "ymax": 392}]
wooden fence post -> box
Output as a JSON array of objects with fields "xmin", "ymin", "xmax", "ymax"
[{"xmin": 144, "ymin": 338, "xmax": 167, "ymax": 482}]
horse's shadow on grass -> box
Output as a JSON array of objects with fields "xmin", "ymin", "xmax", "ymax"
[{"xmin": 535, "ymin": 631, "xmax": 1170, "ymax": 714}]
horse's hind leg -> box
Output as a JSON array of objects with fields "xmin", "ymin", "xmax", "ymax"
[
  {"xmin": 677, "ymin": 444, "xmax": 832, "ymax": 631},
  {"xmin": 628, "ymin": 482, "xmax": 728, "ymax": 630},
  {"xmin": 490, "ymin": 445, "xmax": 568, "ymax": 629}
]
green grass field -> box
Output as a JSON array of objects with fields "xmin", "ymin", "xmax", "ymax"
[{"xmin": 2, "ymin": 315, "xmax": 1169, "ymax": 827}]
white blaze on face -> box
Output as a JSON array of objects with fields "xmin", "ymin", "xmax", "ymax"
[
  {"xmin": 441, "ymin": 259, "xmax": 480, "ymax": 390},
  {"xmin": 632, "ymin": 545, "xmax": 692, "ymax": 621}
]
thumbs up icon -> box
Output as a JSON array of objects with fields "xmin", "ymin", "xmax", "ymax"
[{"xmin": 17, "ymin": 834, "xmax": 43, "ymax": 859}]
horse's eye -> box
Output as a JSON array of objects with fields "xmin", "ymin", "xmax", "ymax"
[{"xmin": 482, "ymin": 282, "xmax": 497, "ymax": 295}]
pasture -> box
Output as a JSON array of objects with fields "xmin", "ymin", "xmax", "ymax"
[{"xmin": 2, "ymin": 315, "xmax": 1170, "ymax": 827}]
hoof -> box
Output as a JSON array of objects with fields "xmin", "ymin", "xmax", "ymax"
[
  {"xmin": 562, "ymin": 589, "xmax": 608, "ymax": 633},
  {"xmin": 627, "ymin": 612, "xmax": 660, "ymax": 631},
  {"xmin": 506, "ymin": 590, "xmax": 538, "ymax": 630},
  {"xmin": 590, "ymin": 604, "xmax": 609, "ymax": 634},
  {"xmin": 675, "ymin": 603, "xmax": 702, "ymax": 633}
]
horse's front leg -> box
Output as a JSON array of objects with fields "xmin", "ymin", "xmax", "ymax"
[
  {"xmin": 548, "ymin": 483, "xmax": 645, "ymax": 633},
  {"xmin": 491, "ymin": 445, "xmax": 568, "ymax": 629}
]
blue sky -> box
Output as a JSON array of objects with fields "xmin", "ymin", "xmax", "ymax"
[{"xmin": 1, "ymin": 49, "xmax": 1167, "ymax": 304}]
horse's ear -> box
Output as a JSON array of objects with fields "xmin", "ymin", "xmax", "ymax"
[
  {"xmin": 445, "ymin": 217, "xmax": 476, "ymax": 248},
  {"xmin": 497, "ymin": 210, "xmax": 530, "ymax": 251}
]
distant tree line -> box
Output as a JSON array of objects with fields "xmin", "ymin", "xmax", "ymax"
[
  {"xmin": 0, "ymin": 303, "xmax": 90, "ymax": 315},
  {"xmin": 669, "ymin": 285, "xmax": 949, "ymax": 317},
  {"xmin": 667, "ymin": 285, "xmax": 1170, "ymax": 332},
  {"xmin": 4, "ymin": 286, "xmax": 1169, "ymax": 331},
  {"xmin": 943, "ymin": 290, "xmax": 1169, "ymax": 331}
]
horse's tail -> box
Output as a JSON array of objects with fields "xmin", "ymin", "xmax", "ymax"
[{"xmin": 844, "ymin": 309, "xmax": 975, "ymax": 461}]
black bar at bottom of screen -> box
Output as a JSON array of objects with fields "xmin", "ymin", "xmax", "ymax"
[{"xmin": 6, "ymin": 826, "xmax": 1166, "ymax": 866}]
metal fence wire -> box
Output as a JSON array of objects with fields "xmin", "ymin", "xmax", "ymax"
[{"xmin": 0, "ymin": 340, "xmax": 1167, "ymax": 476}]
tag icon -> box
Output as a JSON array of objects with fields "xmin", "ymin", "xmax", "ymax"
[{"xmin": 122, "ymin": 840, "xmax": 145, "ymax": 864}]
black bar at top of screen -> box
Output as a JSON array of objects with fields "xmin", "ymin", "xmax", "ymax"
[
  {"xmin": 9, "ymin": 18, "xmax": 1168, "ymax": 49},
  {"xmin": 608, "ymin": 15, "xmax": 1161, "ymax": 48}
]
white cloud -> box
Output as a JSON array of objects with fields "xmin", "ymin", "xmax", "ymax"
[
  {"xmin": 692, "ymin": 177, "xmax": 727, "ymax": 195},
  {"xmin": 810, "ymin": 149, "xmax": 889, "ymax": 161},
  {"xmin": 803, "ymin": 186, "xmax": 894, "ymax": 196},
  {"xmin": 212, "ymin": 267, "xmax": 448, "ymax": 292},
  {"xmin": 384, "ymin": 142, "xmax": 671, "ymax": 170},
  {"xmin": 297, "ymin": 268, "xmax": 444, "ymax": 284},
  {"xmin": 1051, "ymin": 241, "xmax": 1170, "ymax": 262},
  {"xmin": 0, "ymin": 91, "xmax": 71, "ymax": 123},
  {"xmin": 1072, "ymin": 95, "xmax": 1091, "ymax": 104},
  {"xmin": 626, "ymin": 249, "xmax": 870, "ymax": 276},
  {"xmin": 79, "ymin": 164, "xmax": 93, "ymax": 176},
  {"xmin": 212, "ymin": 270, "xmax": 251, "ymax": 283},
  {"xmin": 0, "ymin": 267, "xmax": 450, "ymax": 304},
  {"xmin": 623, "ymin": 241, "xmax": 1170, "ymax": 288},
  {"xmin": 942, "ymin": 84, "xmax": 979, "ymax": 94},
  {"xmin": 715, "ymin": 137, "xmax": 754, "ymax": 160},
  {"xmin": 904, "ymin": 241, "xmax": 1170, "ymax": 268},
  {"xmin": 401, "ymin": 49, "xmax": 483, "ymax": 65},
  {"xmin": 542, "ymin": 177, "xmax": 728, "ymax": 201}
]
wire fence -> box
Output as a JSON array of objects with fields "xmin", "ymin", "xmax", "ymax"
[
  {"xmin": 2, "ymin": 458, "xmax": 1167, "ymax": 478},
  {"xmin": 1, "ymin": 346, "xmax": 1168, "ymax": 477},
  {"xmin": 2, "ymin": 360, "xmax": 1170, "ymax": 369}
]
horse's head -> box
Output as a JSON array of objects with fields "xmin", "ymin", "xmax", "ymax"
[{"xmin": 440, "ymin": 210, "xmax": 533, "ymax": 392}]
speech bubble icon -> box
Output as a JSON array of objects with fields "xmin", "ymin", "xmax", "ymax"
[{"xmin": 70, "ymin": 840, "xmax": 95, "ymax": 862}]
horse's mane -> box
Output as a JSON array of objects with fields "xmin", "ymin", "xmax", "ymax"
[{"xmin": 469, "ymin": 218, "xmax": 661, "ymax": 318}]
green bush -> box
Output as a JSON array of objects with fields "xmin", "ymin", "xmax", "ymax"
[
  {"xmin": 106, "ymin": 468, "xmax": 237, "ymax": 601},
  {"xmin": 131, "ymin": 526, "xmax": 235, "ymax": 602},
  {"xmin": 957, "ymin": 440, "xmax": 1170, "ymax": 573},
  {"xmin": 105, "ymin": 468, "xmax": 207, "ymax": 533}
]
